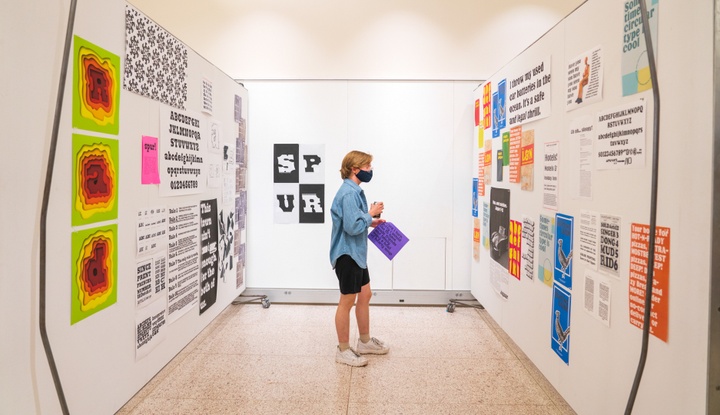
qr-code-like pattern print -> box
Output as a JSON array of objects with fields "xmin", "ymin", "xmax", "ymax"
[{"xmin": 124, "ymin": 5, "xmax": 188, "ymax": 109}]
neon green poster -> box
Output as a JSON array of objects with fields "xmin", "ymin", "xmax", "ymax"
[
  {"xmin": 72, "ymin": 134, "xmax": 119, "ymax": 226},
  {"xmin": 71, "ymin": 224, "xmax": 118, "ymax": 324},
  {"xmin": 73, "ymin": 35, "xmax": 121, "ymax": 134}
]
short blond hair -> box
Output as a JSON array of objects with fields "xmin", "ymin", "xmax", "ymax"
[{"xmin": 340, "ymin": 150, "xmax": 373, "ymax": 179}]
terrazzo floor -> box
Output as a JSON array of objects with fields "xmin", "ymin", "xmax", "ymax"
[{"xmin": 117, "ymin": 303, "xmax": 576, "ymax": 415}]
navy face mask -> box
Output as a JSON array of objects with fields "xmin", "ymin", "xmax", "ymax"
[{"xmin": 356, "ymin": 169, "xmax": 373, "ymax": 183}]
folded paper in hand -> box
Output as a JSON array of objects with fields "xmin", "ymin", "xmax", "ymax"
[{"xmin": 368, "ymin": 222, "xmax": 409, "ymax": 260}]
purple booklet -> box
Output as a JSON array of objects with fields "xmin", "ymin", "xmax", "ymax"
[{"xmin": 368, "ymin": 222, "xmax": 409, "ymax": 260}]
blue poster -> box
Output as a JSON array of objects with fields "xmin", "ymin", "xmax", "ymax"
[
  {"xmin": 551, "ymin": 283, "xmax": 571, "ymax": 364},
  {"xmin": 554, "ymin": 213, "xmax": 574, "ymax": 289},
  {"xmin": 491, "ymin": 92, "xmax": 500, "ymax": 138},
  {"xmin": 472, "ymin": 178, "xmax": 479, "ymax": 217},
  {"xmin": 497, "ymin": 79, "xmax": 507, "ymax": 129}
]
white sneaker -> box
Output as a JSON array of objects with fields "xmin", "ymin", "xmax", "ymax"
[
  {"xmin": 336, "ymin": 346, "xmax": 368, "ymax": 367},
  {"xmin": 356, "ymin": 337, "xmax": 389, "ymax": 355}
]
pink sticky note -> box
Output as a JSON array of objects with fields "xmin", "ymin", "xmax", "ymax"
[{"xmin": 141, "ymin": 136, "xmax": 160, "ymax": 184}]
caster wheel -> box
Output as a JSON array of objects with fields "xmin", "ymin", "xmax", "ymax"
[
  {"xmin": 261, "ymin": 298, "xmax": 271, "ymax": 308},
  {"xmin": 446, "ymin": 303, "xmax": 455, "ymax": 313}
]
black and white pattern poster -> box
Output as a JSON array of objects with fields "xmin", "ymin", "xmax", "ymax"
[
  {"xmin": 273, "ymin": 144, "xmax": 325, "ymax": 224},
  {"xmin": 489, "ymin": 187, "xmax": 510, "ymax": 269},
  {"xmin": 202, "ymin": 78, "xmax": 213, "ymax": 114},
  {"xmin": 199, "ymin": 199, "xmax": 218, "ymax": 315},
  {"xmin": 124, "ymin": 5, "xmax": 188, "ymax": 110},
  {"xmin": 159, "ymin": 106, "xmax": 207, "ymax": 196},
  {"xmin": 167, "ymin": 204, "xmax": 200, "ymax": 324}
]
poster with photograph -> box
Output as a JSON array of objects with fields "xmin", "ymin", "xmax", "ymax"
[{"xmin": 566, "ymin": 46, "xmax": 603, "ymax": 110}]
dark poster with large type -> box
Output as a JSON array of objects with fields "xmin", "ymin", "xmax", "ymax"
[
  {"xmin": 199, "ymin": 199, "xmax": 218, "ymax": 314},
  {"xmin": 273, "ymin": 143, "xmax": 325, "ymax": 224},
  {"xmin": 489, "ymin": 187, "xmax": 510, "ymax": 269}
]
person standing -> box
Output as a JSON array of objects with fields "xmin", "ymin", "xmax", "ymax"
[{"xmin": 329, "ymin": 150, "xmax": 389, "ymax": 367}]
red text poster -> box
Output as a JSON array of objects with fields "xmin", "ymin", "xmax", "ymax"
[
  {"xmin": 509, "ymin": 220, "xmax": 522, "ymax": 280},
  {"xmin": 628, "ymin": 223, "xmax": 670, "ymax": 342},
  {"xmin": 509, "ymin": 126, "xmax": 522, "ymax": 183}
]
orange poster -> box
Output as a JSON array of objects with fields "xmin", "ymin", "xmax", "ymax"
[{"xmin": 628, "ymin": 223, "xmax": 670, "ymax": 342}]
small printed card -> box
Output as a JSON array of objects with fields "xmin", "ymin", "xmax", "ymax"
[{"xmin": 368, "ymin": 221, "xmax": 409, "ymax": 260}]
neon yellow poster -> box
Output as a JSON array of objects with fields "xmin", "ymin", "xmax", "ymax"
[
  {"xmin": 72, "ymin": 134, "xmax": 119, "ymax": 226},
  {"xmin": 71, "ymin": 224, "xmax": 118, "ymax": 324},
  {"xmin": 73, "ymin": 35, "xmax": 120, "ymax": 134}
]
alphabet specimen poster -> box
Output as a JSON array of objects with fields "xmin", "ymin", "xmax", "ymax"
[
  {"xmin": 72, "ymin": 134, "xmax": 119, "ymax": 226},
  {"xmin": 159, "ymin": 106, "xmax": 207, "ymax": 196},
  {"xmin": 273, "ymin": 144, "xmax": 325, "ymax": 224},
  {"xmin": 73, "ymin": 35, "xmax": 120, "ymax": 135},
  {"xmin": 71, "ymin": 224, "xmax": 118, "ymax": 324}
]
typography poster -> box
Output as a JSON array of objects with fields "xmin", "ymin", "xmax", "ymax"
[
  {"xmin": 159, "ymin": 106, "xmax": 207, "ymax": 196},
  {"xmin": 538, "ymin": 213, "xmax": 555, "ymax": 287},
  {"xmin": 72, "ymin": 134, "xmax": 119, "ymax": 226},
  {"xmin": 621, "ymin": 0, "xmax": 659, "ymax": 96},
  {"xmin": 167, "ymin": 204, "xmax": 200, "ymax": 323},
  {"xmin": 199, "ymin": 199, "xmax": 218, "ymax": 315},
  {"xmin": 566, "ymin": 46, "xmax": 604, "ymax": 111},
  {"xmin": 71, "ymin": 224, "xmax": 118, "ymax": 324},
  {"xmin": 595, "ymin": 100, "xmax": 646, "ymax": 169},
  {"xmin": 73, "ymin": 35, "xmax": 120, "ymax": 135},
  {"xmin": 273, "ymin": 144, "xmax": 325, "ymax": 224}
]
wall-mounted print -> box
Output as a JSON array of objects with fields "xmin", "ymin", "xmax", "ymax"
[
  {"xmin": 71, "ymin": 224, "xmax": 118, "ymax": 324},
  {"xmin": 72, "ymin": 134, "xmax": 119, "ymax": 226},
  {"xmin": 73, "ymin": 36, "xmax": 120, "ymax": 135},
  {"xmin": 124, "ymin": 4, "xmax": 188, "ymax": 109}
]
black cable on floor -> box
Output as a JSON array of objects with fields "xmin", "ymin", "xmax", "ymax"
[
  {"xmin": 624, "ymin": 0, "xmax": 661, "ymax": 413},
  {"xmin": 39, "ymin": 1, "xmax": 78, "ymax": 414}
]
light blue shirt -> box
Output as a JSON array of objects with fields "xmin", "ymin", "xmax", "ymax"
[{"xmin": 329, "ymin": 179, "xmax": 373, "ymax": 269}]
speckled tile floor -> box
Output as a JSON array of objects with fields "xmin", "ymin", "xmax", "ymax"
[{"xmin": 116, "ymin": 303, "xmax": 576, "ymax": 415}]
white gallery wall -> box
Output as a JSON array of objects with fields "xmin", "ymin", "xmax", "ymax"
[
  {"xmin": 243, "ymin": 80, "xmax": 477, "ymax": 295},
  {"xmin": 1, "ymin": 1, "xmax": 248, "ymax": 414},
  {"xmin": 470, "ymin": 1, "xmax": 715, "ymax": 414}
]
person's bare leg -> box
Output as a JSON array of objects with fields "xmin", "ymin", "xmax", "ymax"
[
  {"xmin": 336, "ymin": 293, "xmax": 357, "ymax": 348},
  {"xmin": 356, "ymin": 283, "xmax": 372, "ymax": 340}
]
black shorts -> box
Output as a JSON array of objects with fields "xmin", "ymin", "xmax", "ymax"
[{"xmin": 334, "ymin": 255, "xmax": 370, "ymax": 295}]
